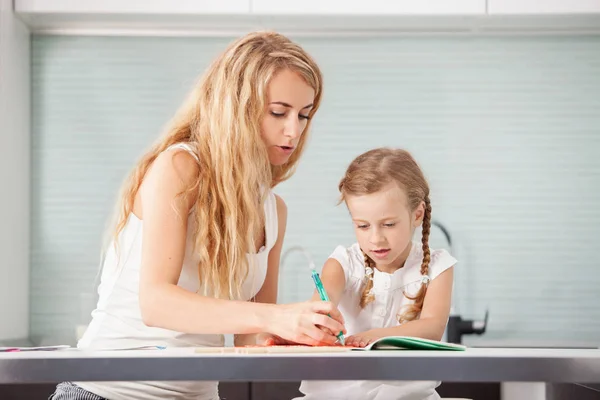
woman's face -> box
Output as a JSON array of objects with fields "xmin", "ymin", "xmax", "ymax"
[{"xmin": 261, "ymin": 69, "xmax": 315, "ymax": 166}]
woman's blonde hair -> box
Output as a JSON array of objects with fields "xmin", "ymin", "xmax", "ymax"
[
  {"xmin": 111, "ymin": 31, "xmax": 323, "ymax": 300},
  {"xmin": 338, "ymin": 148, "xmax": 431, "ymax": 323}
]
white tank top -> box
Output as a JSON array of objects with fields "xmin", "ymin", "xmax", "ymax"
[{"xmin": 76, "ymin": 143, "xmax": 278, "ymax": 400}]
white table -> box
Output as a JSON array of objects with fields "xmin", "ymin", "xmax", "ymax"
[{"xmin": 1, "ymin": 347, "xmax": 599, "ymax": 400}]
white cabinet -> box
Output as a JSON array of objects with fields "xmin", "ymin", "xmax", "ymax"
[
  {"xmin": 13, "ymin": 0, "xmax": 599, "ymax": 33},
  {"xmin": 0, "ymin": 0, "xmax": 30, "ymax": 342},
  {"xmin": 15, "ymin": 0, "xmax": 250, "ymax": 15},
  {"xmin": 488, "ymin": 0, "xmax": 600, "ymax": 14},
  {"xmin": 251, "ymin": 0, "xmax": 485, "ymax": 15}
]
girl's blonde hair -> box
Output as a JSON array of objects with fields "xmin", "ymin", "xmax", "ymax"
[
  {"xmin": 111, "ymin": 31, "xmax": 323, "ymax": 300},
  {"xmin": 338, "ymin": 148, "xmax": 431, "ymax": 323}
]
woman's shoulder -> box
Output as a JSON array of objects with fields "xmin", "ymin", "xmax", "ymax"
[
  {"xmin": 140, "ymin": 144, "xmax": 201, "ymax": 214},
  {"xmin": 152, "ymin": 146, "xmax": 199, "ymax": 187}
]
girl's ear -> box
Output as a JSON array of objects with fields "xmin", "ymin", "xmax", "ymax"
[{"xmin": 413, "ymin": 200, "xmax": 425, "ymax": 227}]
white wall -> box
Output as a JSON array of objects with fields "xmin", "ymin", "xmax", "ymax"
[
  {"xmin": 29, "ymin": 35, "xmax": 600, "ymax": 344},
  {"xmin": 0, "ymin": 0, "xmax": 30, "ymax": 341}
]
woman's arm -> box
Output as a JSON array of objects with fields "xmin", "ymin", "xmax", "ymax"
[
  {"xmin": 137, "ymin": 150, "xmax": 344, "ymax": 344},
  {"xmin": 345, "ymin": 267, "xmax": 454, "ymax": 347}
]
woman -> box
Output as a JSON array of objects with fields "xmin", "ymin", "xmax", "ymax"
[{"xmin": 50, "ymin": 31, "xmax": 345, "ymax": 400}]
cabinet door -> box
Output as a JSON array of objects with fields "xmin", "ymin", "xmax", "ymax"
[
  {"xmin": 488, "ymin": 0, "xmax": 600, "ymax": 14},
  {"xmin": 251, "ymin": 0, "xmax": 485, "ymax": 15},
  {"xmin": 15, "ymin": 0, "xmax": 250, "ymax": 14}
]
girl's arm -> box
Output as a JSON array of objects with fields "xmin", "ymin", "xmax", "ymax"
[
  {"xmin": 345, "ymin": 267, "xmax": 454, "ymax": 347},
  {"xmin": 310, "ymin": 258, "xmax": 347, "ymax": 306},
  {"xmin": 137, "ymin": 150, "xmax": 344, "ymax": 345},
  {"xmin": 235, "ymin": 194, "xmax": 287, "ymax": 347}
]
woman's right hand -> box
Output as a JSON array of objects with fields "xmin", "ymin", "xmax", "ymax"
[{"xmin": 269, "ymin": 301, "xmax": 346, "ymax": 346}]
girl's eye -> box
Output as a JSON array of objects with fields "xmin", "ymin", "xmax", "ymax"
[
  {"xmin": 384, "ymin": 223, "xmax": 396, "ymax": 228},
  {"xmin": 357, "ymin": 225, "xmax": 368, "ymax": 229},
  {"xmin": 271, "ymin": 111, "xmax": 285, "ymax": 117}
]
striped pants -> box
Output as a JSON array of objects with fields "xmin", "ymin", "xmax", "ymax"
[{"xmin": 49, "ymin": 382, "xmax": 106, "ymax": 400}]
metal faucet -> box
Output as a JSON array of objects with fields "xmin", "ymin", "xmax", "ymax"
[
  {"xmin": 279, "ymin": 245, "xmax": 318, "ymax": 302},
  {"xmin": 431, "ymin": 220, "xmax": 489, "ymax": 345},
  {"xmin": 447, "ymin": 310, "xmax": 489, "ymax": 344},
  {"xmin": 280, "ymin": 245, "xmax": 317, "ymax": 271}
]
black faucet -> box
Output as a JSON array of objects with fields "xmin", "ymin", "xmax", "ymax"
[
  {"xmin": 431, "ymin": 221, "xmax": 490, "ymax": 345},
  {"xmin": 447, "ymin": 309, "xmax": 489, "ymax": 345}
]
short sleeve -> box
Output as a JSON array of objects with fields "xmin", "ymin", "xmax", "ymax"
[
  {"xmin": 327, "ymin": 245, "xmax": 351, "ymax": 285},
  {"xmin": 327, "ymin": 243, "xmax": 366, "ymax": 285},
  {"xmin": 428, "ymin": 249, "xmax": 457, "ymax": 280}
]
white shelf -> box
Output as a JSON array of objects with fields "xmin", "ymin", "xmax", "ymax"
[
  {"xmin": 15, "ymin": 0, "xmax": 250, "ymax": 14},
  {"xmin": 251, "ymin": 0, "xmax": 485, "ymax": 15},
  {"xmin": 488, "ymin": 0, "xmax": 600, "ymax": 15}
]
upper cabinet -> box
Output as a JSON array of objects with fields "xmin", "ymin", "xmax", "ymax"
[
  {"xmin": 15, "ymin": 0, "xmax": 600, "ymax": 17},
  {"xmin": 488, "ymin": 0, "xmax": 600, "ymax": 14},
  {"xmin": 251, "ymin": 0, "xmax": 485, "ymax": 15},
  {"xmin": 15, "ymin": 0, "xmax": 250, "ymax": 15},
  {"xmin": 16, "ymin": 0, "xmax": 488, "ymax": 16},
  {"xmin": 13, "ymin": 0, "xmax": 600, "ymax": 33}
]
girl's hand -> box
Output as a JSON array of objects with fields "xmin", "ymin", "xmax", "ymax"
[
  {"xmin": 345, "ymin": 332, "xmax": 378, "ymax": 348},
  {"xmin": 269, "ymin": 301, "xmax": 346, "ymax": 346}
]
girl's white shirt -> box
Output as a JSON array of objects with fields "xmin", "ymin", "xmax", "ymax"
[{"xmin": 296, "ymin": 241, "xmax": 457, "ymax": 400}]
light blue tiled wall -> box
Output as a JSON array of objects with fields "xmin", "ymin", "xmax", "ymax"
[{"xmin": 31, "ymin": 35, "xmax": 600, "ymax": 344}]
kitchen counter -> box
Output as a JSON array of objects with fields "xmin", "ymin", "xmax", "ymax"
[{"xmin": 1, "ymin": 347, "xmax": 598, "ymax": 384}]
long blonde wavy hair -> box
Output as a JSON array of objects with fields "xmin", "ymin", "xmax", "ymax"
[
  {"xmin": 338, "ymin": 148, "xmax": 432, "ymax": 323},
  {"xmin": 110, "ymin": 31, "xmax": 323, "ymax": 300}
]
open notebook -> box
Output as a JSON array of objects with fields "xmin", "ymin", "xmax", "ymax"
[
  {"xmin": 351, "ymin": 336, "xmax": 466, "ymax": 351},
  {"xmin": 195, "ymin": 337, "xmax": 466, "ymax": 354}
]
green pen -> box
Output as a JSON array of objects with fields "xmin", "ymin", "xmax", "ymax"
[{"xmin": 310, "ymin": 269, "xmax": 346, "ymax": 345}]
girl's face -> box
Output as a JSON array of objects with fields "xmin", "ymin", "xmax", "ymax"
[
  {"xmin": 345, "ymin": 182, "xmax": 424, "ymax": 272},
  {"xmin": 260, "ymin": 69, "xmax": 315, "ymax": 166}
]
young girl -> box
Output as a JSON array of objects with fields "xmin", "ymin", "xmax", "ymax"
[
  {"xmin": 50, "ymin": 31, "xmax": 345, "ymax": 400},
  {"xmin": 295, "ymin": 148, "xmax": 456, "ymax": 400}
]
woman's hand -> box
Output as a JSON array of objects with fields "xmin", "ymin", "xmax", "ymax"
[
  {"xmin": 255, "ymin": 333, "xmax": 297, "ymax": 346},
  {"xmin": 269, "ymin": 301, "xmax": 346, "ymax": 346},
  {"xmin": 234, "ymin": 333, "xmax": 297, "ymax": 347}
]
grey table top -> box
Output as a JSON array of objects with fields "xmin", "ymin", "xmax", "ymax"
[{"xmin": 1, "ymin": 347, "xmax": 599, "ymax": 384}]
